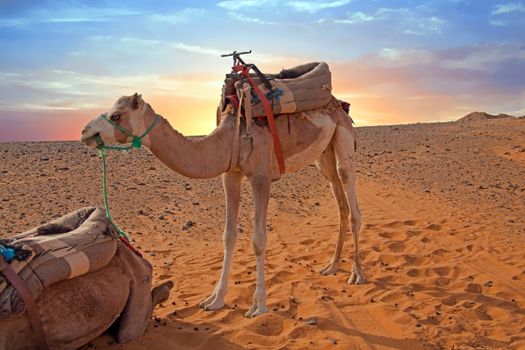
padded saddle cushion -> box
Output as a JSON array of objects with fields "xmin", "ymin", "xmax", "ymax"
[
  {"xmin": 0, "ymin": 207, "xmax": 117, "ymax": 317},
  {"xmin": 221, "ymin": 62, "xmax": 332, "ymax": 118}
]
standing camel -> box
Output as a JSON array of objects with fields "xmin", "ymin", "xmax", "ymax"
[{"xmin": 81, "ymin": 93, "xmax": 365, "ymax": 317}]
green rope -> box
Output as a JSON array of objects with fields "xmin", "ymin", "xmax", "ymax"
[
  {"xmin": 98, "ymin": 147, "xmax": 131, "ymax": 241},
  {"xmin": 94, "ymin": 113, "xmax": 160, "ymax": 242}
]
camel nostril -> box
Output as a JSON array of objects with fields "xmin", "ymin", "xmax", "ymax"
[{"xmin": 81, "ymin": 128, "xmax": 88, "ymax": 135}]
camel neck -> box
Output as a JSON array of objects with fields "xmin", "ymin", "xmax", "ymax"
[{"xmin": 143, "ymin": 106, "xmax": 233, "ymax": 179}]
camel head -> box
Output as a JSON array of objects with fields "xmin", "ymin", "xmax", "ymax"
[{"xmin": 81, "ymin": 93, "xmax": 147, "ymax": 148}]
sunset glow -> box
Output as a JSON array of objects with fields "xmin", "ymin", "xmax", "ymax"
[{"xmin": 1, "ymin": 1, "xmax": 524, "ymax": 141}]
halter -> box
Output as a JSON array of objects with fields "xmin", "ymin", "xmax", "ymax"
[
  {"xmin": 95, "ymin": 111, "xmax": 159, "ymax": 150},
  {"xmin": 92, "ymin": 110, "xmax": 160, "ymax": 255}
]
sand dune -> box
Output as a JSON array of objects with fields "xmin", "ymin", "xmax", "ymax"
[{"xmin": 0, "ymin": 117, "xmax": 524, "ymax": 349}]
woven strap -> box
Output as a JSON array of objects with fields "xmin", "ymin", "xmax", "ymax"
[
  {"xmin": 233, "ymin": 64, "xmax": 286, "ymax": 174},
  {"xmin": 0, "ymin": 257, "xmax": 49, "ymax": 350}
]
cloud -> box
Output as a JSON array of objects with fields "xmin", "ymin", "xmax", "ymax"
[
  {"xmin": 34, "ymin": 7, "xmax": 142, "ymax": 24},
  {"xmin": 334, "ymin": 11, "xmax": 374, "ymax": 24},
  {"xmin": 489, "ymin": 19, "xmax": 508, "ymax": 26},
  {"xmin": 217, "ymin": 0, "xmax": 350, "ymax": 13},
  {"xmin": 370, "ymin": 44, "xmax": 525, "ymax": 72},
  {"xmin": 329, "ymin": 43, "xmax": 525, "ymax": 124},
  {"xmin": 492, "ymin": 2, "xmax": 525, "ymax": 15},
  {"xmin": 0, "ymin": 18, "xmax": 25, "ymax": 28},
  {"xmin": 227, "ymin": 12, "xmax": 275, "ymax": 24},
  {"xmin": 0, "ymin": 69, "xmax": 222, "ymax": 113},
  {"xmin": 0, "ymin": 6, "xmax": 205, "ymax": 28},
  {"xmin": 171, "ymin": 42, "xmax": 224, "ymax": 56},
  {"xmin": 438, "ymin": 44, "xmax": 525, "ymax": 71},
  {"xmin": 331, "ymin": 7, "xmax": 447, "ymax": 35},
  {"xmin": 0, "ymin": 6, "xmax": 143, "ymax": 28},
  {"xmin": 286, "ymin": 0, "xmax": 351, "ymax": 13},
  {"xmin": 217, "ymin": 0, "xmax": 275, "ymax": 10},
  {"xmin": 150, "ymin": 8, "xmax": 205, "ymax": 24}
]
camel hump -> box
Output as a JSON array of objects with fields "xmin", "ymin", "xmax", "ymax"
[{"xmin": 0, "ymin": 207, "xmax": 117, "ymax": 318}]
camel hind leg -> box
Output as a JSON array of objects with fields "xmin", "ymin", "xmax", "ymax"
[
  {"xmin": 331, "ymin": 124, "xmax": 366, "ymax": 284},
  {"xmin": 315, "ymin": 144, "xmax": 350, "ymax": 275}
]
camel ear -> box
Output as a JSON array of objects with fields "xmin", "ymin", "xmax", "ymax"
[{"xmin": 131, "ymin": 93, "xmax": 143, "ymax": 109}]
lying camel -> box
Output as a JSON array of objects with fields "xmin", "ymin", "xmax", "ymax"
[{"xmin": 0, "ymin": 242, "xmax": 173, "ymax": 350}]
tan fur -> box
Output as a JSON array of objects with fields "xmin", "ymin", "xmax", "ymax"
[
  {"xmin": 0, "ymin": 245, "xmax": 173, "ymax": 350},
  {"xmin": 81, "ymin": 95, "xmax": 365, "ymax": 318}
]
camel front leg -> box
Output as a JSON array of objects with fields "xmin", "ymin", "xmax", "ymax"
[
  {"xmin": 245, "ymin": 174, "xmax": 270, "ymax": 318},
  {"xmin": 200, "ymin": 172, "xmax": 242, "ymax": 310}
]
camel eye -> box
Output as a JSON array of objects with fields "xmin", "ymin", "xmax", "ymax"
[{"xmin": 110, "ymin": 114, "xmax": 121, "ymax": 121}]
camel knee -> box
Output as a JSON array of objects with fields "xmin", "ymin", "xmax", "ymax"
[
  {"xmin": 336, "ymin": 161, "xmax": 354, "ymax": 184},
  {"xmin": 252, "ymin": 232, "xmax": 267, "ymax": 256},
  {"xmin": 223, "ymin": 228, "xmax": 237, "ymax": 250}
]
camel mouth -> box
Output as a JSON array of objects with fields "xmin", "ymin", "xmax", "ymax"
[{"xmin": 81, "ymin": 133, "xmax": 100, "ymax": 147}]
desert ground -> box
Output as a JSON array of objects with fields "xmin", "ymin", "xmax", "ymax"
[{"xmin": 1, "ymin": 115, "xmax": 524, "ymax": 349}]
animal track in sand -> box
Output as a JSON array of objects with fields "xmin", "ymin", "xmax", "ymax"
[
  {"xmin": 386, "ymin": 241, "xmax": 405, "ymax": 252},
  {"xmin": 433, "ymin": 266, "xmax": 451, "ymax": 277},
  {"xmin": 382, "ymin": 220, "xmax": 410, "ymax": 229},
  {"xmin": 434, "ymin": 277, "xmax": 450, "ymax": 287},
  {"xmin": 404, "ymin": 255, "xmax": 425, "ymax": 266},
  {"xmin": 406, "ymin": 269, "xmax": 420, "ymax": 277},
  {"xmin": 405, "ymin": 229, "xmax": 422, "ymax": 237},
  {"xmin": 299, "ymin": 238, "xmax": 315, "ymax": 245},
  {"xmin": 403, "ymin": 220, "xmax": 418, "ymax": 226},
  {"xmin": 249, "ymin": 314, "xmax": 285, "ymax": 336},
  {"xmin": 425, "ymin": 223, "xmax": 442, "ymax": 231},
  {"xmin": 378, "ymin": 230, "xmax": 405, "ymax": 240}
]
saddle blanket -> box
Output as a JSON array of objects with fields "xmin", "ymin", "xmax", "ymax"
[{"xmin": 0, "ymin": 207, "xmax": 117, "ymax": 317}]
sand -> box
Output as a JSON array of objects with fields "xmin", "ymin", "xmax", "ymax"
[{"xmin": 1, "ymin": 117, "xmax": 524, "ymax": 349}]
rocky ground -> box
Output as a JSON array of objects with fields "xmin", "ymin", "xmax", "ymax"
[{"xmin": 1, "ymin": 116, "xmax": 524, "ymax": 349}]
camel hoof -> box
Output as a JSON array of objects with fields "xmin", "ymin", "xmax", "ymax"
[
  {"xmin": 200, "ymin": 294, "xmax": 225, "ymax": 311},
  {"xmin": 203, "ymin": 300, "xmax": 225, "ymax": 311},
  {"xmin": 348, "ymin": 271, "xmax": 366, "ymax": 285},
  {"xmin": 320, "ymin": 261, "xmax": 339, "ymax": 275},
  {"xmin": 245, "ymin": 305, "xmax": 268, "ymax": 318}
]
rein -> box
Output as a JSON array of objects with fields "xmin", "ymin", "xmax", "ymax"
[{"xmin": 94, "ymin": 112, "xmax": 160, "ymax": 255}]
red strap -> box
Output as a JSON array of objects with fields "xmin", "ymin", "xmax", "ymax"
[
  {"xmin": 225, "ymin": 95, "xmax": 240, "ymax": 111},
  {"xmin": 0, "ymin": 257, "xmax": 49, "ymax": 350},
  {"xmin": 119, "ymin": 236, "xmax": 143, "ymax": 257},
  {"xmin": 233, "ymin": 64, "xmax": 285, "ymax": 174}
]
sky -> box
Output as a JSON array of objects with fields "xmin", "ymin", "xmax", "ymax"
[{"xmin": 0, "ymin": 0, "xmax": 524, "ymax": 141}]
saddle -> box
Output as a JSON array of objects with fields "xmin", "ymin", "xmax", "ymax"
[
  {"xmin": 0, "ymin": 207, "xmax": 117, "ymax": 317},
  {"xmin": 220, "ymin": 61, "xmax": 332, "ymax": 119},
  {"xmin": 219, "ymin": 55, "xmax": 334, "ymax": 175}
]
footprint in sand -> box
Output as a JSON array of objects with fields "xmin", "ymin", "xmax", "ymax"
[
  {"xmin": 432, "ymin": 266, "xmax": 451, "ymax": 277},
  {"xmin": 406, "ymin": 268, "xmax": 420, "ymax": 277},
  {"xmin": 249, "ymin": 315, "xmax": 285, "ymax": 336},
  {"xmin": 387, "ymin": 241, "xmax": 405, "ymax": 252},
  {"xmin": 404, "ymin": 255, "xmax": 425, "ymax": 266},
  {"xmin": 379, "ymin": 230, "xmax": 406, "ymax": 240},
  {"xmin": 425, "ymin": 223, "xmax": 442, "ymax": 231}
]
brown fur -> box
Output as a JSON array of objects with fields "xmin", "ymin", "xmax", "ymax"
[{"xmin": 0, "ymin": 245, "xmax": 173, "ymax": 350}]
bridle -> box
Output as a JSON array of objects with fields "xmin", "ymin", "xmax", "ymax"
[
  {"xmin": 94, "ymin": 110, "xmax": 159, "ymax": 150},
  {"xmin": 92, "ymin": 109, "xmax": 160, "ymax": 255}
]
